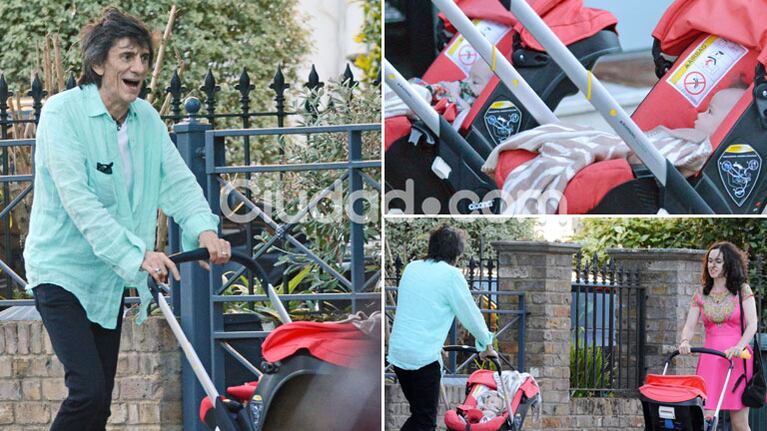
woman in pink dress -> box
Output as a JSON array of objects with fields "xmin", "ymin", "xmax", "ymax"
[{"xmin": 679, "ymin": 241, "xmax": 758, "ymax": 431}]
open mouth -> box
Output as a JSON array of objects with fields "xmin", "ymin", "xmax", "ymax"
[{"xmin": 123, "ymin": 78, "xmax": 141, "ymax": 91}]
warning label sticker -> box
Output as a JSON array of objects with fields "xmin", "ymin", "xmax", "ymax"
[
  {"xmin": 666, "ymin": 36, "xmax": 748, "ymax": 107},
  {"xmin": 445, "ymin": 20, "xmax": 511, "ymax": 78}
]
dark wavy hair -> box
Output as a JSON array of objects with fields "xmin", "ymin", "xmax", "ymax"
[
  {"xmin": 78, "ymin": 7, "xmax": 154, "ymax": 87},
  {"xmin": 701, "ymin": 241, "xmax": 748, "ymax": 296},
  {"xmin": 425, "ymin": 225, "xmax": 467, "ymax": 265}
]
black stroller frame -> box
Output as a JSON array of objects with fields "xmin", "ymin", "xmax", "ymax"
[{"xmin": 641, "ymin": 347, "xmax": 742, "ymax": 431}]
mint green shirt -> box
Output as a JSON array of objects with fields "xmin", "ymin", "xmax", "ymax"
[
  {"xmin": 24, "ymin": 84, "xmax": 219, "ymax": 329},
  {"xmin": 387, "ymin": 259, "xmax": 494, "ymax": 370}
]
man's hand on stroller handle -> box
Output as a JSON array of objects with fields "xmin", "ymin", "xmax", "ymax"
[
  {"xmin": 142, "ymin": 251, "xmax": 181, "ymax": 284},
  {"xmin": 196, "ymin": 231, "xmax": 232, "ymax": 271},
  {"xmin": 479, "ymin": 345, "xmax": 498, "ymax": 361}
]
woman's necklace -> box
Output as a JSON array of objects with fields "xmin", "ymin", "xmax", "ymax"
[{"xmin": 703, "ymin": 287, "xmax": 734, "ymax": 324}]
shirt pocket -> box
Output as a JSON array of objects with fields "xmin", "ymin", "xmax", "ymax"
[{"xmin": 90, "ymin": 168, "xmax": 117, "ymax": 208}]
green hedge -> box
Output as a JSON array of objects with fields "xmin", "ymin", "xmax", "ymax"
[{"xmin": 0, "ymin": 0, "xmax": 310, "ymax": 115}]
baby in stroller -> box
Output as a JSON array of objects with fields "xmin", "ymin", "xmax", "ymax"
[
  {"xmin": 443, "ymin": 345, "xmax": 541, "ymax": 431},
  {"xmin": 481, "ymin": 86, "xmax": 746, "ymax": 213}
]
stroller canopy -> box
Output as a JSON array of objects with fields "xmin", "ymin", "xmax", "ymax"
[
  {"xmin": 439, "ymin": 0, "xmax": 617, "ymax": 52},
  {"xmin": 654, "ymin": 0, "xmax": 767, "ymax": 66},
  {"xmin": 639, "ymin": 374, "xmax": 708, "ymax": 403},
  {"xmin": 261, "ymin": 321, "xmax": 377, "ymax": 368}
]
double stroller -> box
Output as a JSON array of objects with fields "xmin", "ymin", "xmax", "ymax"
[
  {"xmin": 385, "ymin": 0, "xmax": 767, "ymax": 215},
  {"xmin": 442, "ymin": 345, "xmax": 541, "ymax": 431},
  {"xmin": 149, "ymin": 249, "xmax": 380, "ymax": 431},
  {"xmin": 640, "ymin": 347, "xmax": 750, "ymax": 431}
]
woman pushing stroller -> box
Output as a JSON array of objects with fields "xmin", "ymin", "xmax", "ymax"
[
  {"xmin": 388, "ymin": 224, "xmax": 497, "ymax": 431},
  {"xmin": 678, "ymin": 241, "xmax": 758, "ymax": 431}
]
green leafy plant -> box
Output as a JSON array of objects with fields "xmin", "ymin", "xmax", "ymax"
[
  {"xmin": 570, "ymin": 339, "xmax": 612, "ymax": 398},
  {"xmin": 351, "ymin": 0, "xmax": 381, "ymax": 83}
]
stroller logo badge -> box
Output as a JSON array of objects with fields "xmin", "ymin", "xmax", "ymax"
[
  {"xmin": 484, "ymin": 100, "xmax": 522, "ymax": 145},
  {"xmin": 717, "ymin": 144, "xmax": 761, "ymax": 207}
]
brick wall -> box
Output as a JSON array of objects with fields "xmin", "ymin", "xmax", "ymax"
[
  {"xmin": 0, "ymin": 316, "xmax": 183, "ymax": 430},
  {"xmin": 569, "ymin": 397, "xmax": 644, "ymax": 430}
]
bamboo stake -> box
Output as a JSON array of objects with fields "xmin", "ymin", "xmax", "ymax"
[
  {"xmin": 53, "ymin": 34, "xmax": 65, "ymax": 93},
  {"xmin": 155, "ymin": 49, "xmax": 186, "ymax": 252},
  {"xmin": 10, "ymin": 95, "xmax": 23, "ymax": 139},
  {"xmin": 42, "ymin": 36, "xmax": 52, "ymax": 96},
  {"xmin": 147, "ymin": 4, "xmax": 178, "ymax": 104}
]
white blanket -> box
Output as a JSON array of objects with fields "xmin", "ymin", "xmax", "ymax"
[{"xmin": 482, "ymin": 122, "xmax": 712, "ymax": 214}]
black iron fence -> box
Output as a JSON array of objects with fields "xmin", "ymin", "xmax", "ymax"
[
  {"xmin": 570, "ymin": 252, "xmax": 645, "ymax": 397},
  {"xmin": 385, "ymin": 244, "xmax": 527, "ymax": 378}
]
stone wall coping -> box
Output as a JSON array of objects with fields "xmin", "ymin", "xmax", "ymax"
[
  {"xmin": 492, "ymin": 241, "xmax": 582, "ymax": 255},
  {"xmin": 606, "ymin": 247, "xmax": 706, "ymax": 261}
]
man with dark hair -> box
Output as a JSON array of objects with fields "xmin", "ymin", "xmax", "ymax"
[
  {"xmin": 23, "ymin": 8, "xmax": 231, "ymax": 430},
  {"xmin": 388, "ymin": 224, "xmax": 497, "ymax": 431}
]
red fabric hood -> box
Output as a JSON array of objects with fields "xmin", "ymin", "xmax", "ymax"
[
  {"xmin": 439, "ymin": 0, "xmax": 617, "ymax": 51},
  {"xmin": 261, "ymin": 321, "xmax": 376, "ymax": 368},
  {"xmin": 653, "ymin": 0, "xmax": 767, "ymax": 65},
  {"xmin": 639, "ymin": 374, "xmax": 707, "ymax": 403}
]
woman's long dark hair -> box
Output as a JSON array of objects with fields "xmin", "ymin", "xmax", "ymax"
[
  {"xmin": 425, "ymin": 224, "xmax": 467, "ymax": 265},
  {"xmin": 701, "ymin": 241, "xmax": 748, "ymax": 296}
]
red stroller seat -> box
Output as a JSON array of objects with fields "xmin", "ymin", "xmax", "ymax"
[
  {"xmin": 493, "ymin": 0, "xmax": 767, "ymax": 214},
  {"xmin": 444, "ymin": 370, "xmax": 541, "ymax": 431},
  {"xmin": 385, "ymin": 0, "xmax": 619, "ymax": 214}
]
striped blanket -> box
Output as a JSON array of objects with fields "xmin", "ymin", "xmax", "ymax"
[{"xmin": 482, "ymin": 122, "xmax": 712, "ymax": 214}]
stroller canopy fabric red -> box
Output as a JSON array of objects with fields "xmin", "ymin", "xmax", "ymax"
[
  {"xmin": 261, "ymin": 321, "xmax": 376, "ymax": 368},
  {"xmin": 653, "ymin": 0, "xmax": 767, "ymax": 65},
  {"xmin": 639, "ymin": 374, "xmax": 708, "ymax": 403},
  {"xmin": 439, "ymin": 0, "xmax": 617, "ymax": 52}
]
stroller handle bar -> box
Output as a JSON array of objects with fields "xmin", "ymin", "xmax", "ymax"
[
  {"xmin": 145, "ymin": 249, "xmax": 293, "ymax": 431},
  {"xmin": 149, "ymin": 248, "xmax": 291, "ymax": 324},
  {"xmin": 662, "ymin": 347, "xmax": 750, "ymax": 429},
  {"xmin": 664, "ymin": 347, "xmax": 750, "ymax": 370},
  {"xmin": 442, "ymin": 344, "xmax": 505, "ymax": 375}
]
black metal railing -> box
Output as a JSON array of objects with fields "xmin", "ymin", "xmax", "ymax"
[
  {"xmin": 384, "ymin": 247, "xmax": 527, "ymax": 378},
  {"xmin": 570, "ymin": 252, "xmax": 645, "ymax": 397}
]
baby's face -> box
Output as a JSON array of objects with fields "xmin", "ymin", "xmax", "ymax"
[
  {"xmin": 486, "ymin": 396, "xmax": 504, "ymax": 409},
  {"xmin": 693, "ymin": 88, "xmax": 745, "ymax": 135}
]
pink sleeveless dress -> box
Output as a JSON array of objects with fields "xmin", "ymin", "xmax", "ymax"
[{"xmin": 693, "ymin": 285, "xmax": 754, "ymax": 410}]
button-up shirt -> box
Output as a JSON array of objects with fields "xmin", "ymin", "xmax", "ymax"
[
  {"xmin": 24, "ymin": 84, "xmax": 219, "ymax": 329},
  {"xmin": 387, "ymin": 259, "xmax": 494, "ymax": 370}
]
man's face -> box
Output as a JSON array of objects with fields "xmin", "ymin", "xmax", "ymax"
[{"xmin": 92, "ymin": 37, "xmax": 150, "ymax": 111}]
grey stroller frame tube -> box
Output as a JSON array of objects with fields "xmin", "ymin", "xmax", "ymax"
[
  {"xmin": 155, "ymin": 284, "xmax": 222, "ymax": 404},
  {"xmin": 431, "ymin": 0, "xmax": 558, "ymax": 126},
  {"xmin": 497, "ymin": 0, "xmax": 714, "ymax": 214},
  {"xmin": 663, "ymin": 347, "xmax": 739, "ymax": 431},
  {"xmin": 384, "ymin": 59, "xmax": 488, "ymax": 174}
]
